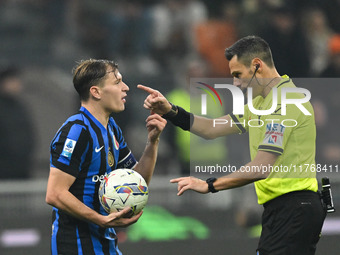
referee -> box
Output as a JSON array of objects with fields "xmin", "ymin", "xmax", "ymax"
[
  {"xmin": 46, "ymin": 59, "xmax": 166, "ymax": 254},
  {"xmin": 138, "ymin": 36, "xmax": 326, "ymax": 255}
]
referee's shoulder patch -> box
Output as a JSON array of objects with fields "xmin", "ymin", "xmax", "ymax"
[{"xmin": 263, "ymin": 123, "xmax": 285, "ymax": 147}]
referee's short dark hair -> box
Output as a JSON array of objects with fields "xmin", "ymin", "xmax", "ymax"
[
  {"xmin": 73, "ymin": 59, "xmax": 118, "ymax": 101},
  {"xmin": 225, "ymin": 36, "xmax": 274, "ymax": 68}
]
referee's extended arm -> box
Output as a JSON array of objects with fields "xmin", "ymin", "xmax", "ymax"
[
  {"xmin": 137, "ymin": 84, "xmax": 240, "ymax": 139},
  {"xmin": 170, "ymin": 150, "xmax": 278, "ymax": 196}
]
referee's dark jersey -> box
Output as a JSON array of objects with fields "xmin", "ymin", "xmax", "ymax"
[{"xmin": 50, "ymin": 106, "xmax": 137, "ymax": 255}]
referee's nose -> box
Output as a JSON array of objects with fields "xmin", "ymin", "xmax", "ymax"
[{"xmin": 233, "ymin": 77, "xmax": 242, "ymax": 87}]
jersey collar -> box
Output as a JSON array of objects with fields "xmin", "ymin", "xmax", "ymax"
[{"xmin": 79, "ymin": 106, "xmax": 108, "ymax": 132}]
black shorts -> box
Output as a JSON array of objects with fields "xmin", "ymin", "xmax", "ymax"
[{"xmin": 257, "ymin": 191, "xmax": 326, "ymax": 255}]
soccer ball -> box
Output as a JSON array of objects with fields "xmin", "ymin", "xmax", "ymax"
[{"xmin": 98, "ymin": 168, "xmax": 149, "ymax": 216}]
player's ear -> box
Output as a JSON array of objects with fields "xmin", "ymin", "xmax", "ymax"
[{"xmin": 89, "ymin": 86, "xmax": 101, "ymax": 100}]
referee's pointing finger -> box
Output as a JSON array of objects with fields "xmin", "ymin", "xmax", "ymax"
[
  {"xmin": 137, "ymin": 84, "xmax": 157, "ymax": 96},
  {"xmin": 170, "ymin": 177, "xmax": 185, "ymax": 183}
]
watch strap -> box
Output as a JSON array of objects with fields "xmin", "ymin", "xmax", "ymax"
[
  {"xmin": 206, "ymin": 177, "xmax": 218, "ymax": 193},
  {"xmin": 162, "ymin": 103, "xmax": 178, "ymax": 119}
]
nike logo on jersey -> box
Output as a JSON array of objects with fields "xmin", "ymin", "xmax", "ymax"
[{"xmin": 95, "ymin": 146, "xmax": 104, "ymax": 153}]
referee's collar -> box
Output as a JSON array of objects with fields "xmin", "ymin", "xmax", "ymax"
[
  {"xmin": 274, "ymin": 74, "xmax": 291, "ymax": 89},
  {"xmin": 279, "ymin": 74, "xmax": 290, "ymax": 83}
]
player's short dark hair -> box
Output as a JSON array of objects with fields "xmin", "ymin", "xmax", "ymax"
[
  {"xmin": 225, "ymin": 36, "xmax": 274, "ymax": 68},
  {"xmin": 73, "ymin": 59, "xmax": 118, "ymax": 101}
]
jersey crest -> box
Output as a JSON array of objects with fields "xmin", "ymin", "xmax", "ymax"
[{"xmin": 108, "ymin": 149, "xmax": 114, "ymax": 167}]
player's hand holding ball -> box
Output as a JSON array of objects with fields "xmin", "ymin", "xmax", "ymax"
[{"xmin": 98, "ymin": 169, "xmax": 149, "ymax": 227}]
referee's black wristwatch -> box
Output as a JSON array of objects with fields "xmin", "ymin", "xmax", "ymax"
[
  {"xmin": 206, "ymin": 177, "xmax": 219, "ymax": 193},
  {"xmin": 162, "ymin": 103, "xmax": 178, "ymax": 119}
]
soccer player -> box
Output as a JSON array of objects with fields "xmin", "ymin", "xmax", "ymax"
[
  {"xmin": 138, "ymin": 36, "xmax": 326, "ymax": 255},
  {"xmin": 46, "ymin": 59, "xmax": 166, "ymax": 255}
]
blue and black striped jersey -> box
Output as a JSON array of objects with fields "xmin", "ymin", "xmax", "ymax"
[{"xmin": 50, "ymin": 106, "xmax": 137, "ymax": 255}]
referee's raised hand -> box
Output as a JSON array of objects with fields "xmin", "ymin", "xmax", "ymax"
[{"xmin": 137, "ymin": 84, "xmax": 172, "ymax": 116}]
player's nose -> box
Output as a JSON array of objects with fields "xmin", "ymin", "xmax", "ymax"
[{"xmin": 123, "ymin": 82, "xmax": 129, "ymax": 91}]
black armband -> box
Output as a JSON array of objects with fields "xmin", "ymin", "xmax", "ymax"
[{"xmin": 162, "ymin": 104, "xmax": 194, "ymax": 131}]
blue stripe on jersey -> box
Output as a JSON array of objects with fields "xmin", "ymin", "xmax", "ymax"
[
  {"xmin": 109, "ymin": 241, "xmax": 115, "ymax": 255},
  {"xmin": 51, "ymin": 208, "xmax": 59, "ymax": 255},
  {"xmin": 90, "ymin": 227, "xmax": 106, "ymax": 254},
  {"xmin": 76, "ymin": 226, "xmax": 82, "ymax": 254},
  {"xmin": 110, "ymin": 241, "xmax": 122, "ymax": 255}
]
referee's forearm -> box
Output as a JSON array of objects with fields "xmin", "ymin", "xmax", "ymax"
[
  {"xmin": 214, "ymin": 172, "xmax": 266, "ymax": 191},
  {"xmin": 213, "ymin": 151, "xmax": 277, "ymax": 191}
]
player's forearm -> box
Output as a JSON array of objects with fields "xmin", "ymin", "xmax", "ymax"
[
  {"xmin": 134, "ymin": 139, "xmax": 159, "ymax": 184},
  {"xmin": 46, "ymin": 168, "xmax": 105, "ymax": 226},
  {"xmin": 46, "ymin": 189, "xmax": 104, "ymax": 226}
]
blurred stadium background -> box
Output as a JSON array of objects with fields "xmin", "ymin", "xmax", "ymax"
[{"xmin": 0, "ymin": 0, "xmax": 340, "ymax": 254}]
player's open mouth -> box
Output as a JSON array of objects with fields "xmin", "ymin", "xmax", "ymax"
[{"xmin": 122, "ymin": 95, "xmax": 127, "ymax": 103}]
